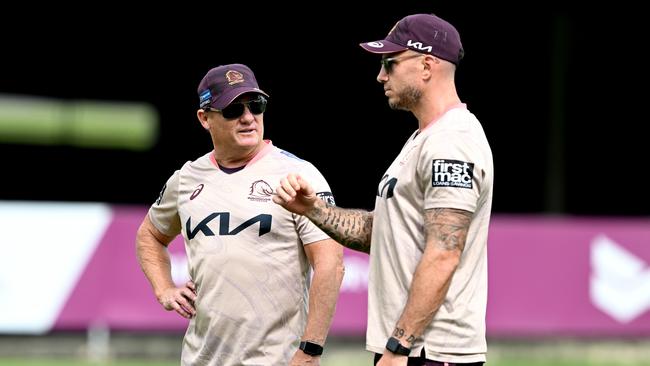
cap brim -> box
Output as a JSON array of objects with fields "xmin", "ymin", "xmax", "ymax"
[
  {"xmin": 212, "ymin": 87, "xmax": 269, "ymax": 109},
  {"xmin": 359, "ymin": 40, "xmax": 408, "ymax": 54}
]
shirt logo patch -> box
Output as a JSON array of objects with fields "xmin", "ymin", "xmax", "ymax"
[
  {"xmin": 248, "ymin": 180, "xmax": 273, "ymax": 202},
  {"xmin": 432, "ymin": 159, "xmax": 474, "ymax": 189},
  {"xmin": 156, "ymin": 183, "xmax": 167, "ymax": 205},
  {"xmin": 190, "ymin": 184, "xmax": 204, "ymax": 200},
  {"xmin": 316, "ymin": 191, "xmax": 336, "ymax": 206}
]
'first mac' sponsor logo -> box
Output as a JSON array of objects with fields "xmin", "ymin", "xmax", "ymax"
[
  {"xmin": 316, "ymin": 191, "xmax": 336, "ymax": 206},
  {"xmin": 432, "ymin": 159, "xmax": 474, "ymax": 189}
]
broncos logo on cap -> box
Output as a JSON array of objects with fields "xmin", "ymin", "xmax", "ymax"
[{"xmin": 225, "ymin": 70, "xmax": 245, "ymax": 85}]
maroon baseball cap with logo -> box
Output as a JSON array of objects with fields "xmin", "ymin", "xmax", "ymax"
[
  {"xmin": 360, "ymin": 14, "xmax": 464, "ymax": 65},
  {"xmin": 197, "ymin": 64, "xmax": 269, "ymax": 110}
]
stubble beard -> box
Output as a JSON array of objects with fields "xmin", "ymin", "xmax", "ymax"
[{"xmin": 388, "ymin": 85, "xmax": 422, "ymax": 111}]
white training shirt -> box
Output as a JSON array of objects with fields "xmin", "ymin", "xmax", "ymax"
[
  {"xmin": 149, "ymin": 141, "xmax": 334, "ymax": 366},
  {"xmin": 366, "ymin": 105, "xmax": 493, "ymax": 363}
]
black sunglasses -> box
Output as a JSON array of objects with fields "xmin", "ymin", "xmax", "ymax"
[
  {"xmin": 380, "ymin": 53, "xmax": 425, "ymax": 73},
  {"xmin": 206, "ymin": 96, "xmax": 267, "ymax": 119}
]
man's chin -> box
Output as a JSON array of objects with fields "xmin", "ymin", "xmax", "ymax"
[
  {"xmin": 388, "ymin": 101, "xmax": 404, "ymax": 111},
  {"xmin": 236, "ymin": 135, "xmax": 261, "ymax": 146}
]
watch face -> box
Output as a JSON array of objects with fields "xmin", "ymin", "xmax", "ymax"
[
  {"xmin": 386, "ymin": 337, "xmax": 410, "ymax": 356},
  {"xmin": 386, "ymin": 337, "xmax": 399, "ymax": 350},
  {"xmin": 300, "ymin": 341, "xmax": 323, "ymax": 356}
]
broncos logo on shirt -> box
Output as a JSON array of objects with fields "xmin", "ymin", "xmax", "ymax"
[
  {"xmin": 248, "ymin": 180, "xmax": 274, "ymax": 202},
  {"xmin": 249, "ymin": 180, "xmax": 274, "ymax": 197}
]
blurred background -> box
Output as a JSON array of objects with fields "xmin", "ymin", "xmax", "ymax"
[{"xmin": 1, "ymin": 4, "xmax": 649, "ymax": 366}]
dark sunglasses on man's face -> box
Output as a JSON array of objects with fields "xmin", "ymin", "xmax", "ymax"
[
  {"xmin": 206, "ymin": 96, "xmax": 267, "ymax": 119},
  {"xmin": 380, "ymin": 53, "xmax": 425, "ymax": 73}
]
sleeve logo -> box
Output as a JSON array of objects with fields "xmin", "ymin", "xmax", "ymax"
[
  {"xmin": 316, "ymin": 191, "xmax": 336, "ymax": 206},
  {"xmin": 432, "ymin": 159, "xmax": 474, "ymax": 189},
  {"xmin": 156, "ymin": 183, "xmax": 167, "ymax": 205}
]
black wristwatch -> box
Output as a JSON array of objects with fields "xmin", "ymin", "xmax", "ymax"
[
  {"xmin": 385, "ymin": 337, "xmax": 411, "ymax": 356},
  {"xmin": 299, "ymin": 341, "xmax": 324, "ymax": 356}
]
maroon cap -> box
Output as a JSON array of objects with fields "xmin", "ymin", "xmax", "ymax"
[
  {"xmin": 360, "ymin": 14, "xmax": 464, "ymax": 65},
  {"xmin": 197, "ymin": 64, "xmax": 269, "ymax": 110}
]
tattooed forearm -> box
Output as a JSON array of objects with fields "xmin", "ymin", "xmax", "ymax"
[
  {"xmin": 425, "ymin": 208, "xmax": 472, "ymax": 252},
  {"xmin": 392, "ymin": 327, "xmax": 416, "ymax": 346},
  {"xmin": 308, "ymin": 203, "xmax": 373, "ymax": 253}
]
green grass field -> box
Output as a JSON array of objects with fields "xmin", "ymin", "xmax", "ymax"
[
  {"xmin": 2, "ymin": 337, "xmax": 648, "ymax": 366},
  {"xmin": 0, "ymin": 356, "xmax": 647, "ymax": 366}
]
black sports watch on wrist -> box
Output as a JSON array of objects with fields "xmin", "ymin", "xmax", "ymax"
[
  {"xmin": 385, "ymin": 337, "xmax": 411, "ymax": 356},
  {"xmin": 299, "ymin": 341, "xmax": 324, "ymax": 356}
]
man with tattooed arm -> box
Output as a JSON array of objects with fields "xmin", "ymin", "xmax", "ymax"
[{"xmin": 274, "ymin": 13, "xmax": 493, "ymax": 366}]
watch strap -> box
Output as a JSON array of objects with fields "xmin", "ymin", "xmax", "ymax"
[
  {"xmin": 299, "ymin": 341, "xmax": 323, "ymax": 356},
  {"xmin": 385, "ymin": 336, "xmax": 411, "ymax": 356}
]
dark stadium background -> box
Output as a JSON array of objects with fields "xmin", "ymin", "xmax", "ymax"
[{"xmin": 1, "ymin": 6, "xmax": 646, "ymax": 216}]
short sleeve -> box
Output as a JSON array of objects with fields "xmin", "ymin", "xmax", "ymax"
[
  {"xmin": 418, "ymin": 132, "xmax": 483, "ymax": 213},
  {"xmin": 295, "ymin": 162, "xmax": 335, "ymax": 245},
  {"xmin": 148, "ymin": 170, "xmax": 182, "ymax": 237}
]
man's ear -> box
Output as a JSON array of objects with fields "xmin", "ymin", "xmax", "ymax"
[{"xmin": 197, "ymin": 109, "xmax": 210, "ymax": 130}]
